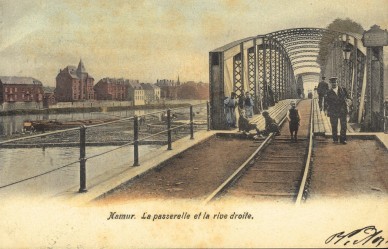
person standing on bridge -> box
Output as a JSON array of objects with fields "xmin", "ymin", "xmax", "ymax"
[
  {"xmin": 287, "ymin": 100, "xmax": 301, "ymax": 142},
  {"xmin": 317, "ymin": 76, "xmax": 329, "ymax": 112},
  {"xmin": 238, "ymin": 91, "xmax": 245, "ymax": 115},
  {"xmin": 325, "ymin": 77, "xmax": 350, "ymax": 145},
  {"xmin": 244, "ymin": 91, "xmax": 254, "ymax": 118},
  {"xmin": 297, "ymin": 88, "xmax": 303, "ymax": 99},
  {"xmin": 224, "ymin": 92, "xmax": 237, "ymax": 129}
]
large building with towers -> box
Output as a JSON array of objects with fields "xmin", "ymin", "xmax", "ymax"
[{"xmin": 55, "ymin": 60, "xmax": 95, "ymax": 102}]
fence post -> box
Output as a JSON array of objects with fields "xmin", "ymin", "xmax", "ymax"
[
  {"xmin": 384, "ymin": 100, "xmax": 388, "ymax": 134},
  {"xmin": 190, "ymin": 105, "xmax": 194, "ymax": 139},
  {"xmin": 167, "ymin": 109, "xmax": 172, "ymax": 150},
  {"xmin": 133, "ymin": 116, "xmax": 140, "ymax": 166},
  {"xmin": 79, "ymin": 125, "xmax": 87, "ymax": 193},
  {"xmin": 207, "ymin": 101, "xmax": 210, "ymax": 131}
]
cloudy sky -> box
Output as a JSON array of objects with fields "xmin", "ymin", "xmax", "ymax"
[{"xmin": 0, "ymin": 0, "xmax": 387, "ymax": 86}]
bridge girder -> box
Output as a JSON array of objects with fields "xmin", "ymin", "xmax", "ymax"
[
  {"xmin": 288, "ymin": 50, "xmax": 319, "ymax": 57},
  {"xmin": 209, "ymin": 27, "xmax": 366, "ymax": 130},
  {"xmin": 291, "ymin": 59, "xmax": 319, "ymax": 65},
  {"xmin": 286, "ymin": 44, "xmax": 319, "ymax": 52},
  {"xmin": 280, "ymin": 35, "xmax": 323, "ymax": 42},
  {"xmin": 293, "ymin": 64, "xmax": 321, "ymax": 70},
  {"xmin": 282, "ymin": 40, "xmax": 321, "ymax": 47},
  {"xmin": 290, "ymin": 54, "xmax": 319, "ymax": 60}
]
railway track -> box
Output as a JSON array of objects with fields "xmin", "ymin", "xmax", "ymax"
[
  {"xmin": 204, "ymin": 99, "xmax": 314, "ymax": 204},
  {"xmin": 98, "ymin": 99, "xmax": 314, "ymax": 204}
]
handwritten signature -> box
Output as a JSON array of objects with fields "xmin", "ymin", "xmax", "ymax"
[{"xmin": 326, "ymin": 226, "xmax": 388, "ymax": 247}]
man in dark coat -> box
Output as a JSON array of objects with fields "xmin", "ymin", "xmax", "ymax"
[
  {"xmin": 317, "ymin": 76, "xmax": 329, "ymax": 111},
  {"xmin": 238, "ymin": 91, "xmax": 245, "ymax": 115},
  {"xmin": 287, "ymin": 100, "xmax": 301, "ymax": 142},
  {"xmin": 325, "ymin": 77, "xmax": 349, "ymax": 144}
]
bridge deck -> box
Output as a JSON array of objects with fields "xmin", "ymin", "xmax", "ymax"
[{"xmin": 11, "ymin": 98, "xmax": 386, "ymax": 204}]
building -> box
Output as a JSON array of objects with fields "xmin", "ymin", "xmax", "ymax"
[
  {"xmin": 0, "ymin": 76, "xmax": 44, "ymax": 110},
  {"xmin": 155, "ymin": 78, "xmax": 179, "ymax": 99},
  {"xmin": 94, "ymin": 78, "xmax": 128, "ymax": 101},
  {"xmin": 127, "ymin": 80, "xmax": 145, "ymax": 106},
  {"xmin": 43, "ymin": 86, "xmax": 57, "ymax": 108},
  {"xmin": 141, "ymin": 83, "xmax": 160, "ymax": 104},
  {"xmin": 55, "ymin": 60, "xmax": 95, "ymax": 102}
]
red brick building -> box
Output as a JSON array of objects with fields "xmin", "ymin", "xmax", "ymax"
[
  {"xmin": 55, "ymin": 60, "xmax": 95, "ymax": 102},
  {"xmin": 94, "ymin": 78, "xmax": 128, "ymax": 101},
  {"xmin": 0, "ymin": 76, "xmax": 44, "ymax": 104}
]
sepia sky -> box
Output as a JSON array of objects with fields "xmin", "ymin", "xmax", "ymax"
[{"xmin": 0, "ymin": 0, "xmax": 387, "ymax": 86}]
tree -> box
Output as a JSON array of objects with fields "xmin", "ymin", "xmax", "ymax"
[
  {"xmin": 317, "ymin": 18, "xmax": 364, "ymax": 68},
  {"xmin": 176, "ymin": 82, "xmax": 209, "ymax": 99}
]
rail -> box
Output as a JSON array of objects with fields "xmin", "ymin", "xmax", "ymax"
[
  {"xmin": 203, "ymin": 115, "xmax": 288, "ymax": 204},
  {"xmin": 0, "ymin": 102, "xmax": 210, "ymax": 193},
  {"xmin": 295, "ymin": 99, "xmax": 314, "ymax": 205},
  {"xmin": 203, "ymin": 99, "xmax": 313, "ymax": 204}
]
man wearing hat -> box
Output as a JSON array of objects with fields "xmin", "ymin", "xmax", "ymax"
[
  {"xmin": 325, "ymin": 77, "xmax": 350, "ymax": 144},
  {"xmin": 317, "ymin": 76, "xmax": 329, "ymax": 111}
]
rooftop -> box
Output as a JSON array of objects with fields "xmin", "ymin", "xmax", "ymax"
[{"xmin": 0, "ymin": 76, "xmax": 43, "ymax": 85}]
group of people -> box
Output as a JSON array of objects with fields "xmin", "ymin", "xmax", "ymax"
[
  {"xmin": 238, "ymin": 91, "xmax": 254, "ymax": 118},
  {"xmin": 224, "ymin": 91, "xmax": 281, "ymax": 139},
  {"xmin": 224, "ymin": 75, "xmax": 350, "ymax": 144},
  {"xmin": 223, "ymin": 91, "xmax": 254, "ymax": 128}
]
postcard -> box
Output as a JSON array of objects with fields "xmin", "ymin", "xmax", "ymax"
[{"xmin": 0, "ymin": 0, "xmax": 387, "ymax": 248}]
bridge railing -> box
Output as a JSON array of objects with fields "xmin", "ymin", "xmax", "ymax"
[
  {"xmin": 0, "ymin": 102, "xmax": 210, "ymax": 194},
  {"xmin": 385, "ymin": 100, "xmax": 388, "ymax": 134}
]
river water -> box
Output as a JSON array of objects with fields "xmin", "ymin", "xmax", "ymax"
[
  {"xmin": 0, "ymin": 143, "xmax": 162, "ymax": 199},
  {"xmin": 0, "ymin": 100, "xmax": 206, "ymax": 136},
  {"xmin": 0, "ymin": 100, "xmax": 207, "ymax": 198}
]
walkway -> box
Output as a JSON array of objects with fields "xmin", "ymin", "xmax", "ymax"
[{"xmin": 309, "ymin": 136, "xmax": 388, "ymax": 198}]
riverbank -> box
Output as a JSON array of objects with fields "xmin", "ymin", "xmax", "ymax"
[{"xmin": 0, "ymin": 102, "xmax": 199, "ymax": 116}]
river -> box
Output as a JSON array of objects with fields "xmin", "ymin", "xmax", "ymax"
[
  {"xmin": 0, "ymin": 100, "xmax": 206, "ymax": 136},
  {"xmin": 0, "ymin": 144, "xmax": 162, "ymax": 199},
  {"xmin": 0, "ymin": 99, "xmax": 207, "ymax": 198}
]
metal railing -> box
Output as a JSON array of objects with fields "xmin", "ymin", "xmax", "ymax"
[{"xmin": 0, "ymin": 102, "xmax": 211, "ymax": 193}]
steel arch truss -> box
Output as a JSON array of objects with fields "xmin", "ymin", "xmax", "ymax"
[
  {"xmin": 292, "ymin": 59, "xmax": 319, "ymax": 66},
  {"xmin": 247, "ymin": 47, "xmax": 256, "ymax": 96},
  {"xmin": 322, "ymin": 38, "xmax": 367, "ymax": 125},
  {"xmin": 209, "ymin": 27, "xmax": 366, "ymax": 130},
  {"xmin": 233, "ymin": 53, "xmax": 243, "ymax": 97}
]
